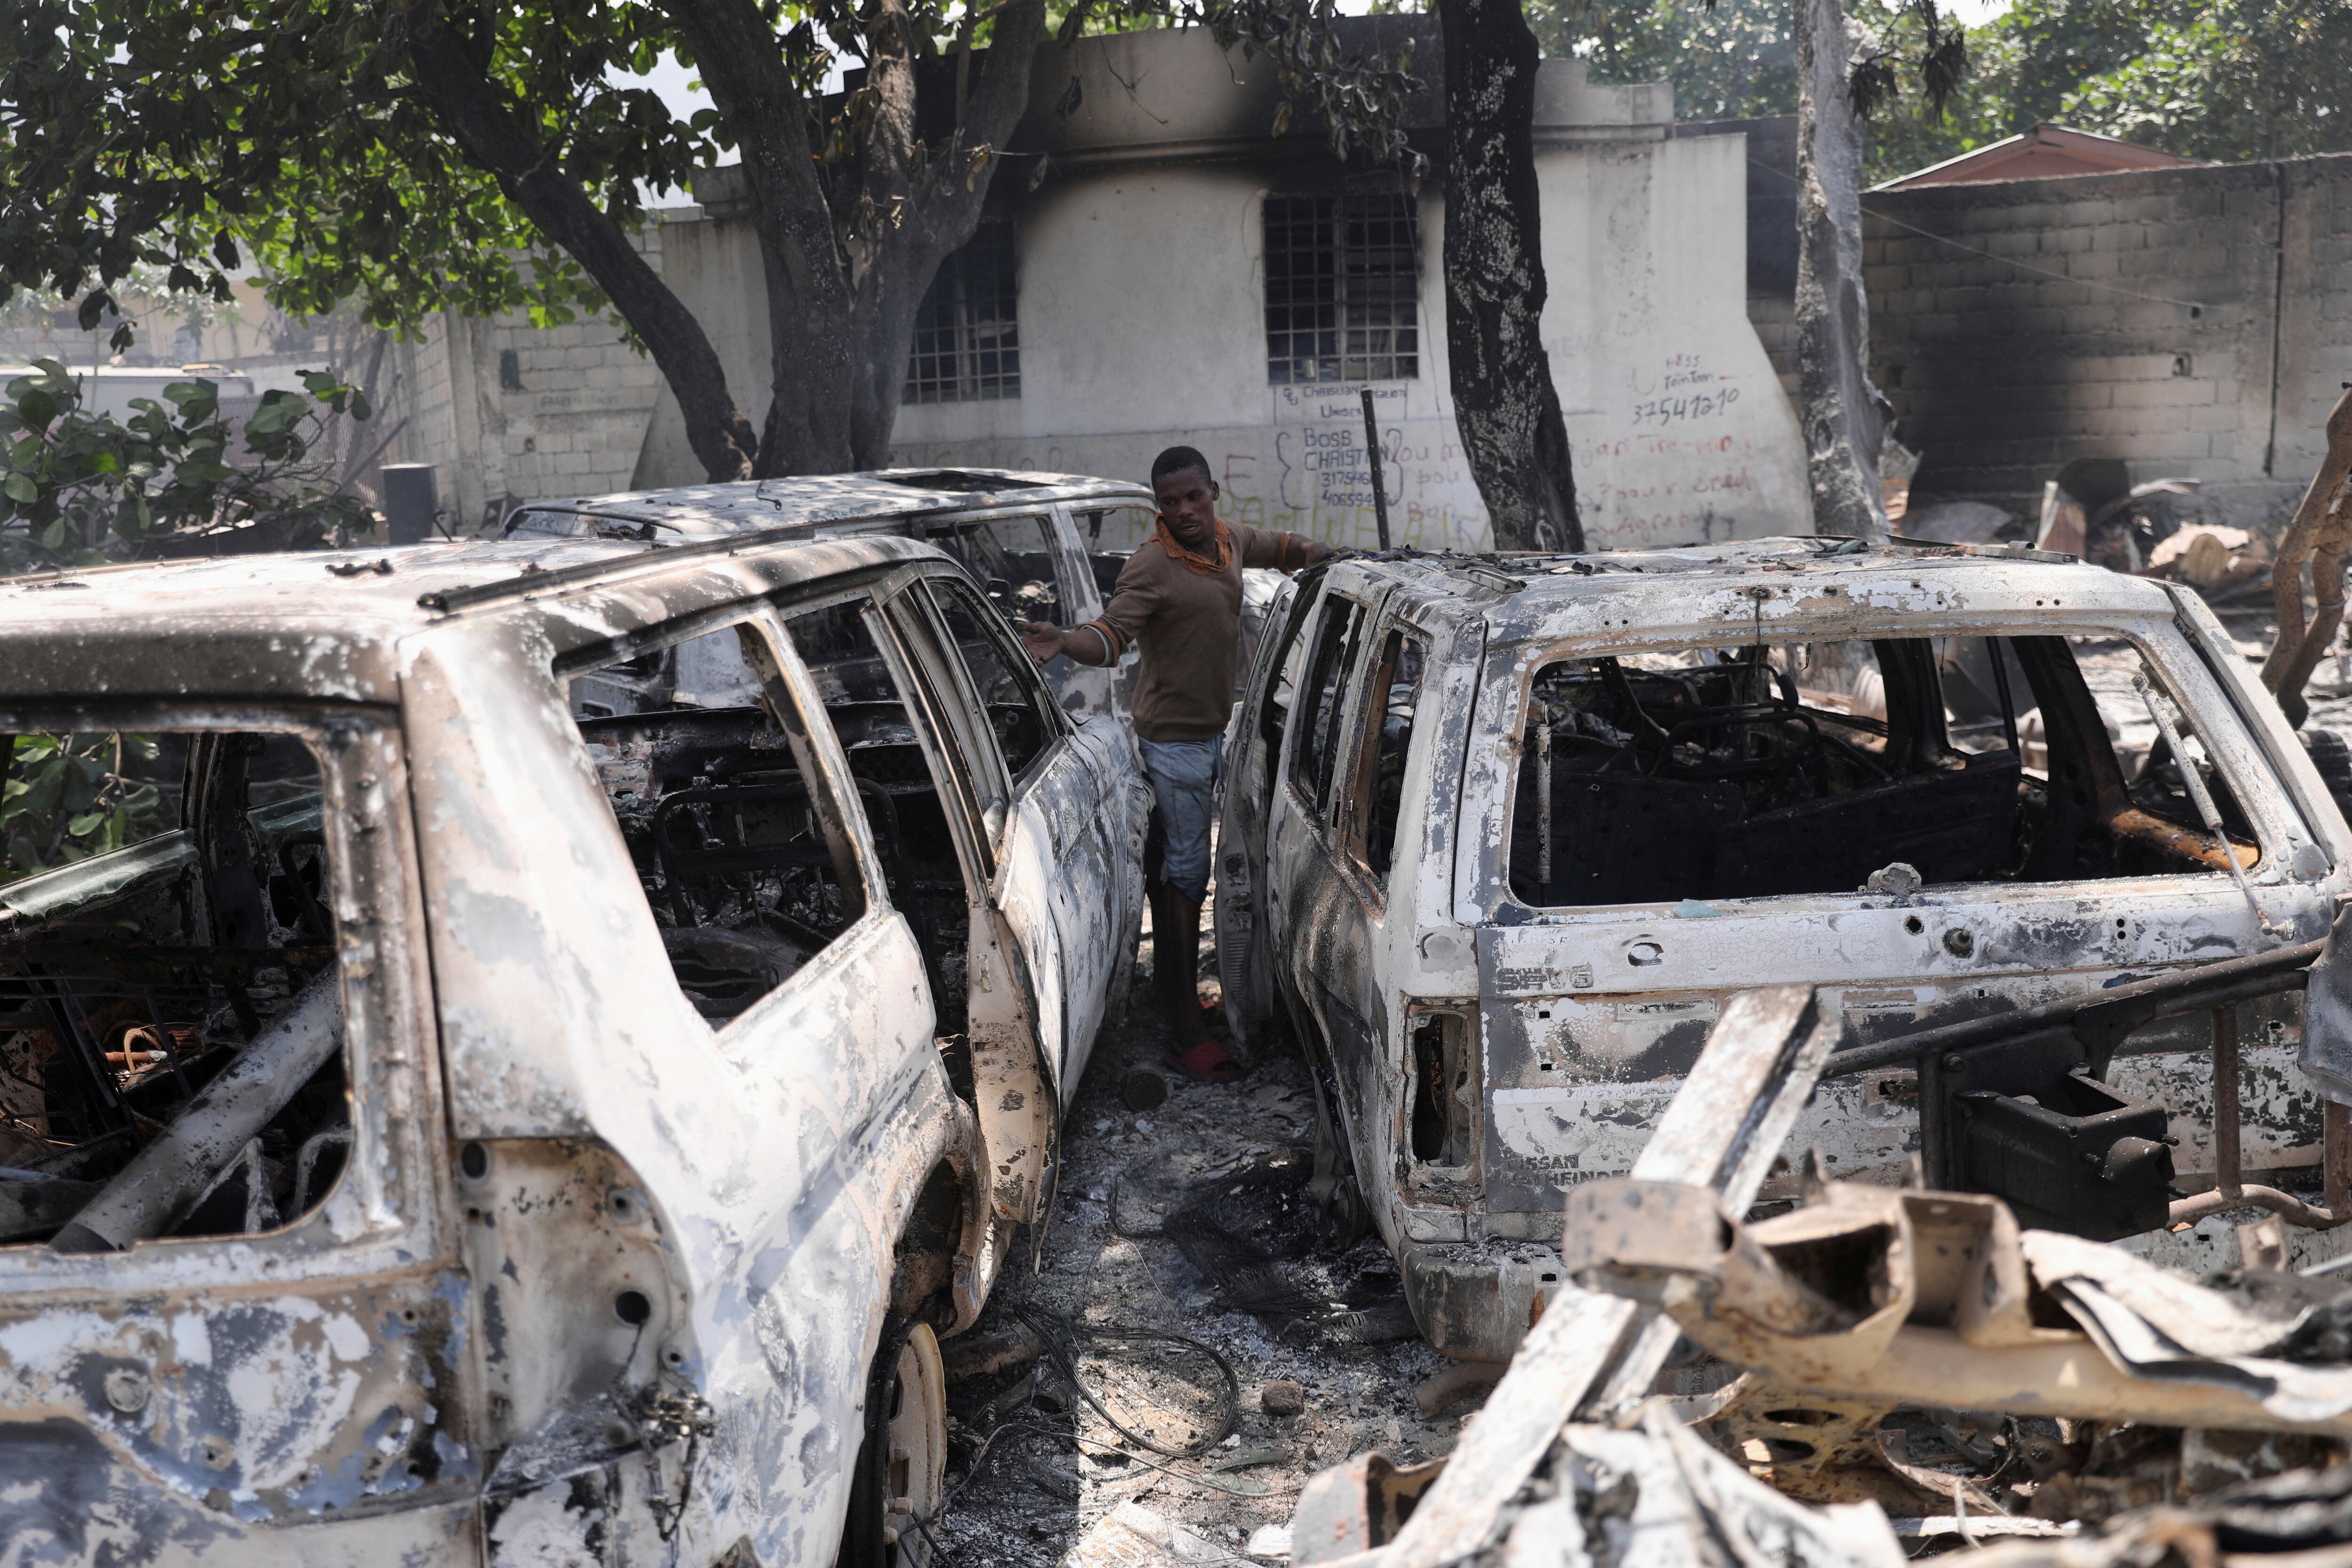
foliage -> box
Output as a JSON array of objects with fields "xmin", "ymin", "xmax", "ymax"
[
  {"xmin": 1532, "ymin": 0, "xmax": 2352, "ymax": 184},
  {"xmin": 1, "ymin": 733, "xmax": 165, "ymax": 885},
  {"xmin": 0, "ymin": 2, "xmax": 612, "ymax": 347},
  {"xmin": 2053, "ymin": 1, "xmax": 2352, "ymax": 164},
  {"xmin": 1, "ymin": 0, "xmax": 1421, "ymax": 478},
  {"xmin": 0, "ymin": 359, "xmax": 374, "ymax": 574},
  {"xmin": 0, "ymin": 262, "xmax": 230, "ymax": 348},
  {"xmin": 1532, "ymin": 0, "xmax": 1973, "ymax": 180},
  {"xmin": 1530, "ymin": 0, "xmax": 1798, "ymax": 123}
]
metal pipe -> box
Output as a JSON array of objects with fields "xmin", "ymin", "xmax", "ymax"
[
  {"xmin": 1824, "ymin": 938, "xmax": 2320, "ymax": 1078},
  {"xmin": 2329, "ymin": 1098, "xmax": 2352, "ymax": 1219},
  {"xmin": 52, "ymin": 970, "xmax": 342, "ymax": 1253},
  {"xmin": 2169, "ymin": 1183, "xmax": 2349, "ymax": 1231},
  {"xmin": 1360, "ymin": 389, "xmax": 1392, "ymax": 551},
  {"xmin": 1989, "ymin": 638, "xmax": 2019, "ymax": 757},
  {"xmin": 2134, "ymin": 673, "xmax": 2262, "ymax": 927},
  {"xmin": 2162, "ymin": 1009, "xmax": 2350, "ymax": 1234}
]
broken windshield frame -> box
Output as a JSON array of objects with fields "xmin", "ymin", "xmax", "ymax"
[{"xmin": 1487, "ymin": 620, "xmax": 2301, "ymax": 915}]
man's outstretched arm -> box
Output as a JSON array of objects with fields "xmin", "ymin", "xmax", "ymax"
[{"xmin": 1018, "ymin": 620, "xmax": 1120, "ymax": 667}]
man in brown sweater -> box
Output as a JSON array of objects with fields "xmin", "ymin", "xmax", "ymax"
[{"xmin": 1019, "ymin": 445, "xmax": 1332, "ymax": 1075}]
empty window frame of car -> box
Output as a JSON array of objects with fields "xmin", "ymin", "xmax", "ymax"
[
  {"xmin": 565, "ymin": 612, "xmax": 877, "ymax": 1026},
  {"xmin": 1344, "ymin": 624, "xmax": 1428, "ymax": 888},
  {"xmin": 1288, "ymin": 595, "xmax": 1367, "ymax": 819},
  {"xmin": 1071, "ymin": 504, "xmax": 1158, "ymax": 600},
  {"xmin": 1505, "ymin": 630, "xmax": 2265, "ymax": 909},
  {"xmin": 927, "ymin": 514, "xmax": 1064, "ymax": 627},
  {"xmin": 777, "ymin": 587, "xmax": 997, "ymax": 1027},
  {"xmin": 924, "ymin": 573, "xmax": 1067, "ymax": 782},
  {"xmin": 0, "ymin": 720, "xmax": 381, "ymax": 1251}
]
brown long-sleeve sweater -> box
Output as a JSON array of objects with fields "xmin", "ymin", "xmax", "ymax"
[{"xmin": 1081, "ymin": 519, "xmax": 1313, "ymax": 743}]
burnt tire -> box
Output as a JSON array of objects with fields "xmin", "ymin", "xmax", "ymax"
[
  {"xmin": 841, "ymin": 1313, "xmax": 947, "ymax": 1568},
  {"xmin": 2303, "ymin": 728, "xmax": 2352, "ymax": 825}
]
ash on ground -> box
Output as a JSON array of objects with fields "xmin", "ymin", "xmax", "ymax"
[{"xmin": 931, "ymin": 923, "xmax": 1453, "ymax": 1566}]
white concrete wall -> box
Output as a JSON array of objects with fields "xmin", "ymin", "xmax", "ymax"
[
  {"xmin": 374, "ymin": 230, "xmax": 668, "ymax": 531},
  {"xmin": 1539, "ymin": 133, "xmax": 1810, "ymax": 548}
]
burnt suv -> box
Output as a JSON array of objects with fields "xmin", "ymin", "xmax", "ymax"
[
  {"xmin": 0, "ymin": 531, "xmax": 1146, "ymax": 1564},
  {"xmin": 1216, "ymin": 538, "xmax": 2352, "ymax": 1361},
  {"xmin": 503, "ymin": 467, "xmax": 1161, "ymax": 723}
]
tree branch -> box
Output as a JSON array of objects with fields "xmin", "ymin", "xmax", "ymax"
[{"xmin": 404, "ymin": 18, "xmax": 758, "ymax": 482}]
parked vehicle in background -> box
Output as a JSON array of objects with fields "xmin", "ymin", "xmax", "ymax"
[
  {"xmin": 504, "ymin": 467, "xmax": 1159, "ymax": 721},
  {"xmin": 1216, "ymin": 538, "xmax": 2352, "ymax": 1363},
  {"xmin": 0, "ymin": 530, "xmax": 1147, "ymax": 1565}
]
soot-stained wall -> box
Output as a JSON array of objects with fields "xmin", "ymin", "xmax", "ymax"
[{"xmin": 1864, "ymin": 153, "xmax": 2352, "ymax": 533}]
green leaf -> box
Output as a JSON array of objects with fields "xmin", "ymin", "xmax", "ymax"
[{"xmin": 3, "ymin": 473, "xmax": 36, "ymax": 503}]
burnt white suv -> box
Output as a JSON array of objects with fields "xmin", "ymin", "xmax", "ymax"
[
  {"xmin": 0, "ymin": 530, "xmax": 1147, "ymax": 1564},
  {"xmin": 1216, "ymin": 538, "xmax": 2352, "ymax": 1362}
]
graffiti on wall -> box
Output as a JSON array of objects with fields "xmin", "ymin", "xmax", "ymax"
[
  {"xmin": 1568, "ymin": 350, "xmax": 1798, "ymax": 548},
  {"xmin": 891, "ymin": 349, "xmax": 1805, "ymax": 553}
]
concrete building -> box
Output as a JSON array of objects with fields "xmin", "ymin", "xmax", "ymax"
[
  {"xmin": 365, "ymin": 25, "xmax": 1807, "ymax": 551},
  {"xmin": 368, "ymin": 228, "xmax": 670, "ymax": 535},
  {"xmin": 1863, "ymin": 151, "xmax": 2352, "ymax": 532},
  {"xmin": 626, "ymin": 27, "xmax": 1808, "ymax": 551}
]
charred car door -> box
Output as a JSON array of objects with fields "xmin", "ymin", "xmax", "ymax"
[
  {"xmin": 772, "ymin": 580, "xmax": 1065, "ymax": 1229},
  {"xmin": 1264, "ymin": 587, "xmax": 1387, "ymax": 1140},
  {"xmin": 878, "ymin": 568, "xmax": 1142, "ymax": 1100},
  {"xmin": 1217, "ymin": 568, "xmax": 1315, "ymax": 1041}
]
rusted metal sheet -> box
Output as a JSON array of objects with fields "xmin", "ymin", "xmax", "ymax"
[{"xmin": 1570, "ymin": 1174, "xmax": 2352, "ymax": 1435}]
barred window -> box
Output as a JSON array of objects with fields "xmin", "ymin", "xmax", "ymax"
[
  {"xmin": 905, "ymin": 219, "xmax": 1020, "ymax": 403},
  {"xmin": 1264, "ymin": 193, "xmax": 1420, "ymax": 385}
]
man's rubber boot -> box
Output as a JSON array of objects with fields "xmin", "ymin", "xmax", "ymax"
[
  {"xmin": 1166, "ymin": 895, "xmax": 1209, "ymax": 1049},
  {"xmin": 1156, "ymin": 893, "xmax": 1238, "ymax": 1081},
  {"xmin": 1148, "ymin": 886, "xmax": 1190, "ymax": 1026}
]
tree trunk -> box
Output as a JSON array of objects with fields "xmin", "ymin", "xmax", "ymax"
[
  {"xmin": 1793, "ymin": 0, "xmax": 1890, "ymax": 541},
  {"xmin": 670, "ymin": 0, "xmax": 1046, "ymax": 477},
  {"xmin": 1434, "ymin": 0, "xmax": 1581, "ymax": 554},
  {"xmin": 406, "ymin": 18, "xmax": 760, "ymax": 484}
]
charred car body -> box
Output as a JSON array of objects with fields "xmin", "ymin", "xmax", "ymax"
[
  {"xmin": 1217, "ymin": 538, "xmax": 2352, "ymax": 1363},
  {"xmin": 0, "ymin": 531, "xmax": 1147, "ymax": 1563},
  {"xmin": 503, "ymin": 467, "xmax": 1160, "ymax": 723}
]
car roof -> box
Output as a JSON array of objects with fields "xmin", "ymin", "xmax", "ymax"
[
  {"xmin": 0, "ymin": 530, "xmax": 944, "ymax": 706},
  {"xmin": 501, "ymin": 467, "xmax": 1153, "ymax": 541},
  {"xmin": 1331, "ymin": 535, "xmax": 2181, "ymax": 640}
]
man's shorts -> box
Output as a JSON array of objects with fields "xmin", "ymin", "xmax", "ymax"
[{"xmin": 1138, "ymin": 735, "xmax": 1224, "ymax": 905}]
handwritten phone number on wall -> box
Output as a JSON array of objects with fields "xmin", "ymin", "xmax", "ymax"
[{"xmin": 1629, "ymin": 385, "xmax": 1741, "ymax": 427}]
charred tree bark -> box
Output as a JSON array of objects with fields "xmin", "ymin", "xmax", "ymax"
[
  {"xmin": 1435, "ymin": 0, "xmax": 1581, "ymax": 554},
  {"xmin": 406, "ymin": 18, "xmax": 760, "ymax": 484},
  {"xmin": 1793, "ymin": 0, "xmax": 1890, "ymax": 541}
]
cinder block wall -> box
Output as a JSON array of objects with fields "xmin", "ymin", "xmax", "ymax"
[
  {"xmin": 1866, "ymin": 152, "xmax": 2352, "ymax": 533},
  {"xmin": 375, "ymin": 227, "xmax": 667, "ymax": 533}
]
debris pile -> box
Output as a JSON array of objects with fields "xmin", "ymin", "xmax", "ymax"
[{"xmin": 1282, "ymin": 983, "xmax": 2352, "ymax": 1568}]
